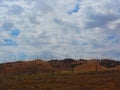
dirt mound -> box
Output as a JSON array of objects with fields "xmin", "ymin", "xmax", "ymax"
[
  {"xmin": 0, "ymin": 60, "xmax": 52, "ymax": 76},
  {"xmin": 74, "ymin": 60, "xmax": 108, "ymax": 73}
]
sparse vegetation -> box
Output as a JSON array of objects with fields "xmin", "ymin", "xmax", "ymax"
[
  {"xmin": 0, "ymin": 59, "xmax": 120, "ymax": 90},
  {"xmin": 100, "ymin": 59, "xmax": 120, "ymax": 68},
  {"xmin": 0, "ymin": 71, "xmax": 120, "ymax": 90}
]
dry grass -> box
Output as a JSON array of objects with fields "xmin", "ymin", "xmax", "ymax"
[
  {"xmin": 0, "ymin": 71, "xmax": 120, "ymax": 90},
  {"xmin": 0, "ymin": 59, "xmax": 120, "ymax": 90}
]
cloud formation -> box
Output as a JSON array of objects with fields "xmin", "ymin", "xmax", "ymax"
[{"xmin": 0, "ymin": 0, "xmax": 120, "ymax": 62}]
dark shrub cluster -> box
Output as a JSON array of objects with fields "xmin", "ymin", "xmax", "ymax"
[{"xmin": 100, "ymin": 59, "xmax": 120, "ymax": 68}]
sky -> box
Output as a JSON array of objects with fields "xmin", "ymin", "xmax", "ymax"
[{"xmin": 0, "ymin": 0, "xmax": 120, "ymax": 62}]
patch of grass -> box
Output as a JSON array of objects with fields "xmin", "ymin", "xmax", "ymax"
[{"xmin": 0, "ymin": 71, "xmax": 120, "ymax": 90}]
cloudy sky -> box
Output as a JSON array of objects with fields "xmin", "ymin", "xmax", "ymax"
[{"xmin": 0, "ymin": 0, "xmax": 120, "ymax": 62}]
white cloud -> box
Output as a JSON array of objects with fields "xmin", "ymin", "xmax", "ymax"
[{"xmin": 0, "ymin": 0, "xmax": 120, "ymax": 62}]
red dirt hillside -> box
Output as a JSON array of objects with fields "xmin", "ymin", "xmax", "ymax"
[
  {"xmin": 0, "ymin": 60, "xmax": 52, "ymax": 76},
  {"xmin": 74, "ymin": 59, "xmax": 120, "ymax": 73}
]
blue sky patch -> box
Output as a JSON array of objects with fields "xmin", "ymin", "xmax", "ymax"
[
  {"xmin": 106, "ymin": 35, "xmax": 115, "ymax": 40},
  {"xmin": 10, "ymin": 29, "xmax": 20, "ymax": 37},
  {"xmin": 68, "ymin": 4, "xmax": 80, "ymax": 14},
  {"xmin": 0, "ymin": 39, "xmax": 17, "ymax": 46},
  {"xmin": 17, "ymin": 53, "xmax": 27, "ymax": 60}
]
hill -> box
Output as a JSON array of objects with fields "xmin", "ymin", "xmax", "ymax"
[
  {"xmin": 0, "ymin": 59, "xmax": 120, "ymax": 76},
  {"xmin": 0, "ymin": 60, "xmax": 52, "ymax": 76},
  {"xmin": 0, "ymin": 59, "xmax": 120, "ymax": 90}
]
